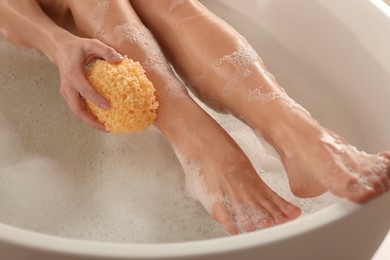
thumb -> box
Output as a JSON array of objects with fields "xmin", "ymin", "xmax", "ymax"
[{"xmin": 90, "ymin": 40, "xmax": 123, "ymax": 64}]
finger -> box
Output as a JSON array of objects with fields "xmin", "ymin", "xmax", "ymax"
[
  {"xmin": 73, "ymin": 68, "xmax": 110, "ymax": 110},
  {"xmin": 88, "ymin": 39, "xmax": 123, "ymax": 64},
  {"xmin": 65, "ymin": 89, "xmax": 108, "ymax": 132}
]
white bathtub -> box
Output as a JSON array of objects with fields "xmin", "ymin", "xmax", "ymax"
[{"xmin": 1, "ymin": 0, "xmax": 390, "ymax": 259}]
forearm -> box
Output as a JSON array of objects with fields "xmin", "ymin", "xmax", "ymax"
[{"xmin": 0, "ymin": 0, "xmax": 73, "ymax": 63}]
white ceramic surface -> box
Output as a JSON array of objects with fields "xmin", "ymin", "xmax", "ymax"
[{"xmin": 1, "ymin": 0, "xmax": 390, "ymax": 259}]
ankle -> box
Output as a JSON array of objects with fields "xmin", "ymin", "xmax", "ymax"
[
  {"xmin": 155, "ymin": 98, "xmax": 213, "ymax": 143},
  {"xmin": 251, "ymin": 103, "xmax": 323, "ymax": 152}
]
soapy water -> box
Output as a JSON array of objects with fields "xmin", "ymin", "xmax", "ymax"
[
  {"xmin": 114, "ymin": 23, "xmax": 168, "ymax": 73},
  {"xmin": 172, "ymin": 146, "xmax": 218, "ymax": 214},
  {"xmin": 0, "ymin": 36, "xmax": 364, "ymax": 243},
  {"xmin": 114, "ymin": 23, "xmax": 185, "ymax": 99}
]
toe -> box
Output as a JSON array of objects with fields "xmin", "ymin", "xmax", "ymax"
[
  {"xmin": 211, "ymin": 202, "xmax": 239, "ymax": 235},
  {"xmin": 374, "ymin": 170, "xmax": 390, "ymax": 192},
  {"xmin": 238, "ymin": 216, "xmax": 257, "ymax": 233},
  {"xmin": 345, "ymin": 178, "xmax": 376, "ymax": 203},
  {"xmin": 379, "ymin": 152, "xmax": 390, "ymax": 178},
  {"xmin": 379, "ymin": 151, "xmax": 390, "ymax": 160},
  {"xmin": 260, "ymin": 199, "xmax": 289, "ymax": 225},
  {"xmin": 251, "ymin": 205, "xmax": 274, "ymax": 228},
  {"xmin": 382, "ymin": 173, "xmax": 390, "ymax": 191},
  {"xmin": 236, "ymin": 204, "xmax": 260, "ymax": 232},
  {"xmin": 281, "ymin": 204, "xmax": 302, "ymax": 220},
  {"xmin": 268, "ymin": 195, "xmax": 301, "ymax": 221},
  {"xmin": 363, "ymin": 174, "xmax": 386, "ymax": 195}
]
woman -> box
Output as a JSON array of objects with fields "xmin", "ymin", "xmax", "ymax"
[{"xmin": 0, "ymin": 0, "xmax": 388, "ymax": 235}]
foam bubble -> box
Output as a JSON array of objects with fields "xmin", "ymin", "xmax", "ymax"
[
  {"xmin": 113, "ymin": 23, "xmax": 186, "ymax": 99},
  {"xmin": 321, "ymin": 132, "xmax": 346, "ymax": 154},
  {"xmin": 169, "ymin": 0, "xmax": 186, "ymax": 13},
  {"xmin": 172, "ymin": 146, "xmax": 224, "ymax": 214},
  {"xmin": 215, "ymin": 46, "xmax": 258, "ymax": 96},
  {"xmin": 114, "ymin": 23, "xmax": 168, "ymax": 73},
  {"xmin": 92, "ymin": 0, "xmax": 110, "ymax": 37},
  {"xmin": 245, "ymin": 87, "xmax": 311, "ymax": 114}
]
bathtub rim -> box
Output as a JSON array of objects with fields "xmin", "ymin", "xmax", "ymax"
[
  {"xmin": 0, "ymin": 198, "xmax": 365, "ymax": 258},
  {"xmin": 370, "ymin": 0, "xmax": 390, "ymax": 17}
]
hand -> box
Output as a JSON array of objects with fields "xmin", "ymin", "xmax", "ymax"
[{"xmin": 55, "ymin": 36, "xmax": 122, "ymax": 131}]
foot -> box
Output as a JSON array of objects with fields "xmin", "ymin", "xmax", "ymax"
[
  {"xmin": 166, "ymin": 108, "xmax": 301, "ymax": 234},
  {"xmin": 252, "ymin": 101, "xmax": 390, "ymax": 203}
]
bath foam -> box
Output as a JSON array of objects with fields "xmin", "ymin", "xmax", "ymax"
[
  {"xmin": 92, "ymin": 0, "xmax": 110, "ymax": 37},
  {"xmin": 86, "ymin": 57, "xmax": 159, "ymax": 133},
  {"xmin": 246, "ymin": 87, "xmax": 288, "ymax": 103},
  {"xmin": 169, "ymin": 0, "xmax": 186, "ymax": 13},
  {"xmin": 114, "ymin": 23, "xmax": 167, "ymax": 73},
  {"xmin": 321, "ymin": 132, "xmax": 389, "ymax": 192},
  {"xmin": 173, "ymin": 146, "xmax": 274, "ymax": 232},
  {"xmin": 215, "ymin": 46, "xmax": 259, "ymax": 96},
  {"xmin": 245, "ymin": 86, "xmax": 311, "ymax": 115},
  {"xmin": 114, "ymin": 23, "xmax": 185, "ymax": 99},
  {"xmin": 0, "ymin": 37, "xmax": 342, "ymax": 243},
  {"xmin": 172, "ymin": 146, "xmax": 221, "ymax": 214}
]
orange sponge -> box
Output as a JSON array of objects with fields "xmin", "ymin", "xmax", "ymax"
[{"xmin": 86, "ymin": 57, "xmax": 159, "ymax": 134}]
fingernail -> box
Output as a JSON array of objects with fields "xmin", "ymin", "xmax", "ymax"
[
  {"xmin": 113, "ymin": 52, "xmax": 123, "ymax": 61},
  {"xmin": 99, "ymin": 102, "xmax": 109, "ymax": 110}
]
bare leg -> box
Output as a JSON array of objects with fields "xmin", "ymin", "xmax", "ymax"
[
  {"xmin": 0, "ymin": 15, "xmax": 31, "ymax": 47},
  {"xmin": 63, "ymin": 0, "xmax": 301, "ymax": 234},
  {"xmin": 0, "ymin": 0, "xmax": 73, "ymax": 48},
  {"xmin": 130, "ymin": 0, "xmax": 390, "ymax": 203}
]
